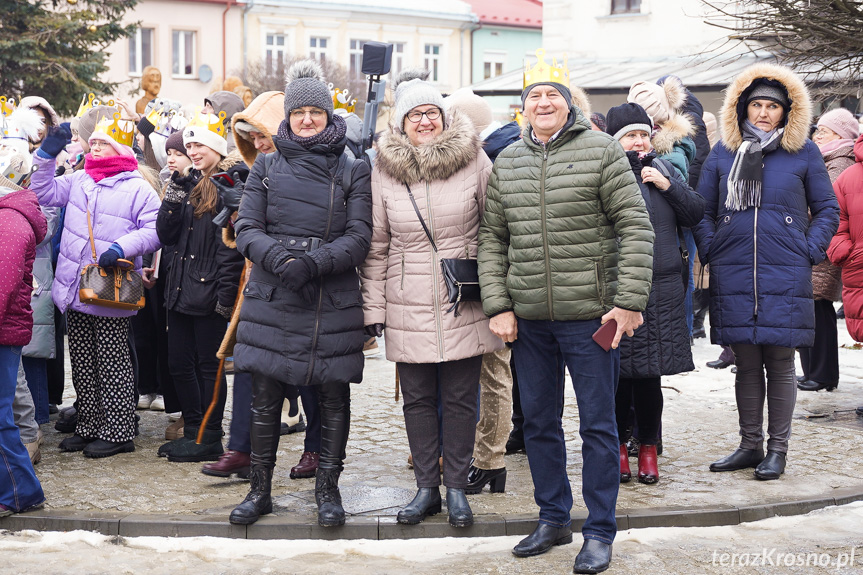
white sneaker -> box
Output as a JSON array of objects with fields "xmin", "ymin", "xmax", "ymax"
[
  {"xmin": 167, "ymin": 411, "xmax": 182, "ymax": 421},
  {"xmin": 137, "ymin": 393, "xmax": 157, "ymax": 410},
  {"xmin": 149, "ymin": 395, "xmax": 165, "ymax": 411}
]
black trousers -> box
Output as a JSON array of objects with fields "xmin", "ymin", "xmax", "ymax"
[
  {"xmin": 615, "ymin": 376, "xmax": 663, "ymax": 445},
  {"xmin": 398, "ymin": 356, "xmax": 482, "ymax": 489},
  {"xmin": 509, "ymin": 352, "xmax": 524, "ymax": 438},
  {"xmin": 166, "ymin": 310, "xmax": 227, "ymax": 430},
  {"xmin": 46, "ymin": 306, "xmax": 65, "ymax": 405},
  {"xmin": 798, "ymin": 300, "xmax": 839, "ymax": 386},
  {"xmin": 250, "ymin": 375, "xmax": 349, "ymax": 472}
]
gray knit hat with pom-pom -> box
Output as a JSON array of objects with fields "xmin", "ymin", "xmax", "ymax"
[
  {"xmin": 284, "ymin": 60, "xmax": 333, "ymax": 121},
  {"xmin": 392, "ymin": 68, "xmax": 446, "ymax": 133}
]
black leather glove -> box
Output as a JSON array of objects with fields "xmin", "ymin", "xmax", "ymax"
[
  {"xmin": 38, "ymin": 126, "xmax": 67, "ymax": 159},
  {"xmin": 210, "ymin": 174, "xmax": 244, "ymax": 212},
  {"xmin": 364, "ymin": 323, "xmax": 384, "ymax": 338}
]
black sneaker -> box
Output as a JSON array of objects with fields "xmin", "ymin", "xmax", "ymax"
[{"xmin": 83, "ymin": 439, "xmax": 135, "ymax": 458}]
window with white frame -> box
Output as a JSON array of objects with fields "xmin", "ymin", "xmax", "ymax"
[
  {"xmin": 309, "ymin": 36, "xmax": 330, "ymax": 64},
  {"xmin": 265, "ymin": 33, "xmax": 289, "ymax": 74},
  {"xmin": 389, "ymin": 42, "xmax": 406, "ymax": 81},
  {"xmin": 611, "ymin": 0, "xmax": 641, "ymax": 14},
  {"xmin": 483, "ymin": 51, "xmax": 506, "ymax": 80},
  {"xmin": 172, "ymin": 30, "xmax": 196, "ymax": 77},
  {"xmin": 349, "ymin": 39, "xmax": 368, "ymax": 81},
  {"xmin": 424, "ymin": 44, "xmax": 442, "ymax": 83},
  {"xmin": 129, "ymin": 27, "xmax": 154, "ymax": 76}
]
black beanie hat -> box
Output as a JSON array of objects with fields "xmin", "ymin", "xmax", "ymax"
[
  {"xmin": 165, "ymin": 130, "xmax": 188, "ymax": 159},
  {"xmin": 605, "ymin": 103, "xmax": 653, "ymax": 141}
]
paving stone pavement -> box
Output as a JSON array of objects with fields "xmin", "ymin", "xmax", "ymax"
[{"xmin": 6, "ymin": 316, "xmax": 863, "ymax": 536}]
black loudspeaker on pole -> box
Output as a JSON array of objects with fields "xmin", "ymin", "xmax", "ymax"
[{"xmin": 360, "ymin": 42, "xmax": 393, "ymax": 157}]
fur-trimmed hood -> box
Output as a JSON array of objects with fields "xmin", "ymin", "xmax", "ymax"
[
  {"xmin": 652, "ymin": 112, "xmax": 695, "ymax": 156},
  {"xmin": 375, "ymin": 110, "xmax": 481, "ymax": 186},
  {"xmin": 231, "ymin": 91, "xmax": 285, "ymax": 168},
  {"xmin": 720, "ymin": 63, "xmax": 812, "ymax": 153},
  {"xmin": 570, "ymin": 85, "xmax": 591, "ymax": 118}
]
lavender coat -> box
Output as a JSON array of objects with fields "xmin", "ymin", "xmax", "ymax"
[{"xmin": 29, "ymin": 153, "xmax": 161, "ymax": 317}]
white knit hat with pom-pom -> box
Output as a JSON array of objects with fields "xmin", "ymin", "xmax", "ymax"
[{"xmin": 392, "ymin": 68, "xmax": 446, "ymax": 133}]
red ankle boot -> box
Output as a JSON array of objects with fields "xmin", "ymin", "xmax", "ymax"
[
  {"xmin": 637, "ymin": 444, "xmax": 659, "ymax": 484},
  {"xmin": 619, "ymin": 444, "xmax": 631, "ymax": 483}
]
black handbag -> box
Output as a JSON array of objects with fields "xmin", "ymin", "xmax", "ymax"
[{"xmin": 405, "ymin": 184, "xmax": 480, "ymax": 316}]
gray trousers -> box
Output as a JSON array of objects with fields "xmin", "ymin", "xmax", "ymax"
[
  {"xmin": 398, "ymin": 355, "xmax": 482, "ymax": 490},
  {"xmin": 13, "ymin": 359, "xmax": 39, "ymax": 444},
  {"xmin": 730, "ymin": 344, "xmax": 796, "ymax": 454}
]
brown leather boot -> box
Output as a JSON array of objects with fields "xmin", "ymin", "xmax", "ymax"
[
  {"xmin": 202, "ymin": 450, "xmax": 251, "ymax": 479},
  {"xmin": 165, "ymin": 416, "xmax": 185, "ymax": 440},
  {"xmin": 290, "ymin": 451, "xmax": 319, "ymax": 479}
]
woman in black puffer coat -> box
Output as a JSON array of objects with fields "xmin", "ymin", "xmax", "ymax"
[
  {"xmin": 605, "ymin": 103, "xmax": 704, "ymax": 486},
  {"xmin": 229, "ymin": 61, "xmax": 372, "ymax": 528}
]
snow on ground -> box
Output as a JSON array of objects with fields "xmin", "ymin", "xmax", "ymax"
[{"xmin": 2, "ymin": 502, "xmax": 862, "ymax": 574}]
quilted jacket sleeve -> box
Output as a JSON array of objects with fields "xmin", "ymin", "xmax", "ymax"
[
  {"xmin": 358, "ymin": 168, "xmax": 391, "ymax": 326},
  {"xmin": 598, "ymin": 141, "xmax": 654, "ymax": 312},
  {"xmin": 478, "ymin": 165, "xmax": 513, "ymax": 317}
]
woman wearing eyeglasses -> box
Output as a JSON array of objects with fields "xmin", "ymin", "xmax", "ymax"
[
  {"xmin": 359, "ymin": 69, "xmax": 503, "ymax": 528},
  {"xmin": 229, "ymin": 60, "xmax": 372, "ymax": 527}
]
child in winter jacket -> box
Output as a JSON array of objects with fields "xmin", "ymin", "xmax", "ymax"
[
  {"xmin": 0, "ymin": 188, "xmax": 47, "ymax": 515},
  {"xmin": 29, "ymin": 118, "xmax": 161, "ymax": 458}
]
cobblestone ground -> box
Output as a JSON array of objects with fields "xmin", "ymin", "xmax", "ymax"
[{"xmin": 34, "ymin": 315, "xmax": 863, "ymax": 519}]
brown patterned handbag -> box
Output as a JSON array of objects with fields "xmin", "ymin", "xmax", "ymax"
[{"xmin": 78, "ymin": 208, "xmax": 146, "ymax": 311}]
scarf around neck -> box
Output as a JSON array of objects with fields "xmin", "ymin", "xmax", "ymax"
[
  {"xmin": 84, "ymin": 154, "xmax": 139, "ymax": 182},
  {"xmin": 277, "ymin": 114, "xmax": 347, "ymax": 150},
  {"xmin": 818, "ymin": 138, "xmax": 856, "ymax": 156},
  {"xmin": 725, "ymin": 120, "xmax": 784, "ymax": 211}
]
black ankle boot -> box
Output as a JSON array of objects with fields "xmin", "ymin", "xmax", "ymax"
[
  {"xmin": 754, "ymin": 450, "xmax": 786, "ymax": 480},
  {"xmin": 229, "ymin": 466, "xmax": 273, "ymax": 525},
  {"xmin": 709, "ymin": 447, "xmax": 764, "ymax": 472},
  {"xmin": 166, "ymin": 427, "xmax": 224, "ymax": 463},
  {"xmin": 446, "ymin": 487, "xmax": 473, "ymax": 527},
  {"xmin": 397, "ymin": 487, "xmax": 442, "ymax": 525},
  {"xmin": 315, "ymin": 468, "xmax": 345, "ymax": 527}
]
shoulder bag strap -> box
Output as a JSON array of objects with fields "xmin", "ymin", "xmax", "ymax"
[
  {"xmin": 85, "ymin": 207, "xmax": 97, "ymax": 263},
  {"xmin": 405, "ymin": 183, "xmax": 437, "ymax": 253}
]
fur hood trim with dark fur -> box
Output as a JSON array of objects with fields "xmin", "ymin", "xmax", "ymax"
[
  {"xmin": 375, "ymin": 110, "xmax": 481, "ymax": 186},
  {"xmin": 652, "ymin": 112, "xmax": 695, "ymax": 156},
  {"xmin": 720, "ymin": 63, "xmax": 812, "ymax": 153}
]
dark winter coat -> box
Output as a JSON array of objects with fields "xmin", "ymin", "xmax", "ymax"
[
  {"xmin": 233, "ymin": 133, "xmax": 372, "ymax": 386},
  {"xmin": 828, "ymin": 135, "xmax": 863, "ymax": 341},
  {"xmin": 0, "ymin": 190, "xmax": 48, "ymax": 346},
  {"xmin": 483, "ymin": 122, "xmax": 522, "ymax": 164},
  {"xmin": 156, "ymin": 151, "xmax": 247, "ymax": 316},
  {"xmin": 693, "ymin": 63, "xmax": 840, "ymax": 349},
  {"xmin": 618, "ymin": 154, "xmax": 703, "ymax": 378}
]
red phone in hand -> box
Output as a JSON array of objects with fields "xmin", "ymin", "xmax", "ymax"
[{"xmin": 592, "ymin": 319, "xmax": 618, "ymax": 352}]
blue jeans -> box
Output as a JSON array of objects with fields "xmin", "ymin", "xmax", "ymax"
[
  {"xmin": 0, "ymin": 346, "xmax": 44, "ymax": 512},
  {"xmin": 512, "ymin": 317, "xmax": 620, "ymax": 544},
  {"xmin": 22, "ymin": 357, "xmax": 48, "ymax": 425}
]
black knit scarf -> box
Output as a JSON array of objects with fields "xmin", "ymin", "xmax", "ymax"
[
  {"xmin": 725, "ymin": 120, "xmax": 784, "ymax": 211},
  {"xmin": 277, "ymin": 114, "xmax": 347, "ymax": 149}
]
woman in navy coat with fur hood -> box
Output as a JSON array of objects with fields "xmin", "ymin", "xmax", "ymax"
[{"xmin": 693, "ymin": 63, "xmax": 839, "ymax": 480}]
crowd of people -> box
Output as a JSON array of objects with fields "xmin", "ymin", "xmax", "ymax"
[{"xmin": 2, "ymin": 49, "xmax": 861, "ymax": 573}]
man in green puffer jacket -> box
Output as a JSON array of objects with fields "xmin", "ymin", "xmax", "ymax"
[{"xmin": 478, "ymin": 78, "xmax": 654, "ymax": 574}]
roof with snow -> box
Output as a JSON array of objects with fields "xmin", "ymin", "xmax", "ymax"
[{"xmin": 463, "ymin": 0, "xmax": 542, "ymax": 29}]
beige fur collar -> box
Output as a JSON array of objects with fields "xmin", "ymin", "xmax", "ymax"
[
  {"xmin": 720, "ymin": 63, "xmax": 812, "ymax": 154},
  {"xmin": 375, "ymin": 110, "xmax": 481, "ymax": 186},
  {"xmin": 652, "ymin": 112, "xmax": 695, "ymax": 156}
]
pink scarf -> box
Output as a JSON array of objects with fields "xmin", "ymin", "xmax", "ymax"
[
  {"xmin": 84, "ymin": 154, "xmax": 139, "ymax": 182},
  {"xmin": 818, "ymin": 138, "xmax": 856, "ymax": 155}
]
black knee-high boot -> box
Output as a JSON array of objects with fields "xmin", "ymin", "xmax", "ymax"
[{"xmin": 316, "ymin": 381, "xmax": 350, "ymax": 527}]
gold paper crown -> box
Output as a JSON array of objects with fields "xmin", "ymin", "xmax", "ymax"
[
  {"xmin": 186, "ymin": 108, "xmax": 228, "ymax": 139},
  {"xmin": 332, "ymin": 88, "xmax": 357, "ymax": 114},
  {"xmin": 75, "ymin": 93, "xmax": 116, "ymax": 118},
  {"xmin": 93, "ymin": 112, "xmax": 135, "ymax": 147},
  {"xmin": 523, "ymin": 49, "xmax": 570, "ymax": 90},
  {"xmin": 0, "ymin": 96, "xmax": 16, "ymax": 118}
]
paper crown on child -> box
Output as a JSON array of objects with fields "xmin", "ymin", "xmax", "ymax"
[
  {"xmin": 330, "ymin": 85, "xmax": 357, "ymax": 114},
  {"xmin": 186, "ymin": 108, "xmax": 228, "ymax": 139},
  {"xmin": 0, "ymin": 107, "xmax": 41, "ymax": 190},
  {"xmin": 523, "ymin": 49, "xmax": 570, "ymax": 90},
  {"xmin": 92, "ymin": 111, "xmax": 135, "ymax": 148},
  {"xmin": 145, "ymin": 106, "xmax": 178, "ymax": 138},
  {"xmin": 76, "ymin": 93, "xmax": 116, "ymax": 119}
]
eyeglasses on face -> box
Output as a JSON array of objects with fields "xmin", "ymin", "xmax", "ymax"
[
  {"xmin": 290, "ymin": 108, "xmax": 326, "ymax": 120},
  {"xmin": 406, "ymin": 108, "xmax": 442, "ymax": 123}
]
